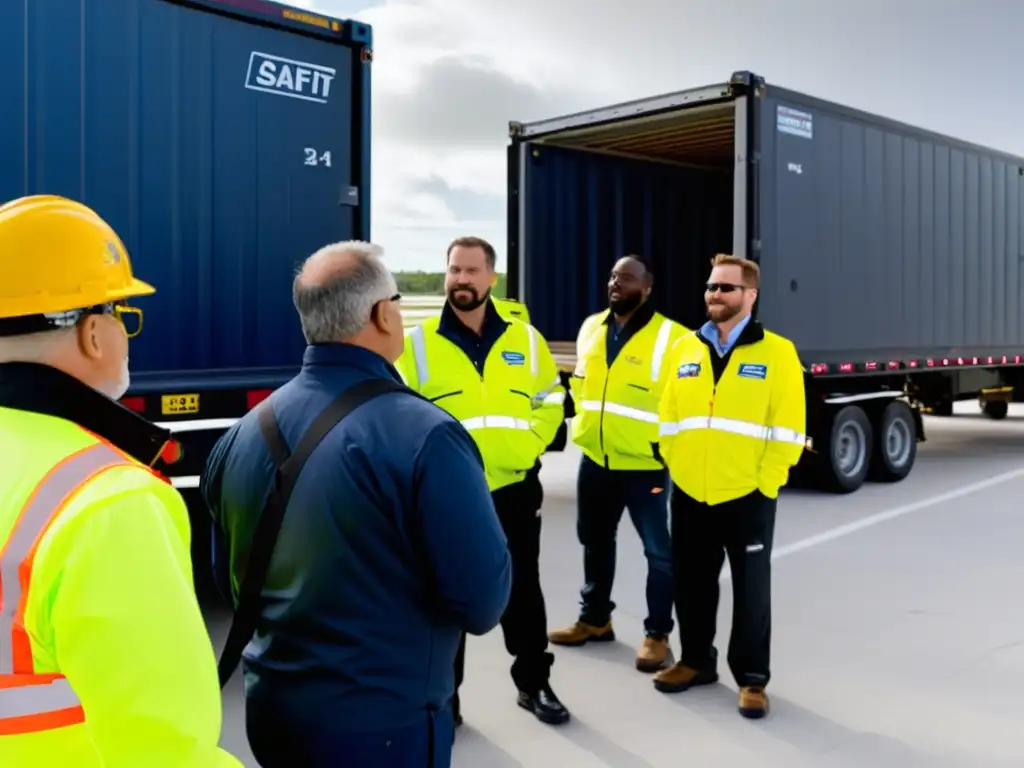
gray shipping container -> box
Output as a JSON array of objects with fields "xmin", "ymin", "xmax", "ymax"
[{"xmin": 508, "ymin": 71, "xmax": 1024, "ymax": 375}]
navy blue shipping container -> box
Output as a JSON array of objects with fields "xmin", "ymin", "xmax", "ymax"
[
  {"xmin": 0, "ymin": 0, "xmax": 372, "ymax": 400},
  {"xmin": 508, "ymin": 72, "xmax": 1024, "ymax": 372}
]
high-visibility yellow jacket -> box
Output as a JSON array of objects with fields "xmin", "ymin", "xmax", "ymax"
[
  {"xmin": 570, "ymin": 307, "xmax": 688, "ymax": 470},
  {"xmin": 492, "ymin": 297, "xmax": 531, "ymax": 324},
  {"xmin": 658, "ymin": 323, "xmax": 807, "ymax": 504},
  {"xmin": 0, "ymin": 407, "xmax": 240, "ymax": 767},
  {"xmin": 398, "ymin": 313, "xmax": 564, "ymax": 491}
]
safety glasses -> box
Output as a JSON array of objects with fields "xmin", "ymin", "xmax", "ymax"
[{"xmin": 85, "ymin": 301, "xmax": 144, "ymax": 338}]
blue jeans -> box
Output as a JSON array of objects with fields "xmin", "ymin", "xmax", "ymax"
[{"xmin": 576, "ymin": 455, "xmax": 674, "ymax": 636}]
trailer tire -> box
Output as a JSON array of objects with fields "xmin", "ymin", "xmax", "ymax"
[
  {"xmin": 982, "ymin": 400, "xmax": 1008, "ymax": 420},
  {"xmin": 818, "ymin": 405, "xmax": 872, "ymax": 493},
  {"xmin": 867, "ymin": 401, "xmax": 917, "ymax": 482}
]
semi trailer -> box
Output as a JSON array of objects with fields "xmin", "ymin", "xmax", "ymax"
[
  {"xmin": 507, "ymin": 70, "xmax": 1024, "ymax": 493},
  {"xmin": 1, "ymin": 0, "xmax": 373, "ymax": 593}
]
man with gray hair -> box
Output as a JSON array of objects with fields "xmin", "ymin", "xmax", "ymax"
[{"xmin": 201, "ymin": 241, "xmax": 512, "ymax": 767}]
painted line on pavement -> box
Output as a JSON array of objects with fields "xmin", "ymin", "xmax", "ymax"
[
  {"xmin": 715, "ymin": 465, "xmax": 1024, "ymax": 584},
  {"xmin": 773, "ymin": 465, "xmax": 1024, "ymax": 562}
]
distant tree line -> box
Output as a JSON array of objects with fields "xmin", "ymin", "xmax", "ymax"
[{"xmin": 395, "ymin": 271, "xmax": 507, "ymax": 297}]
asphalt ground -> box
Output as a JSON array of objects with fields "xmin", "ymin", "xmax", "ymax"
[{"xmin": 206, "ymin": 401, "xmax": 1024, "ymax": 767}]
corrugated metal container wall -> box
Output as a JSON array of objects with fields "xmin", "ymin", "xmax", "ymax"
[
  {"xmin": 0, "ymin": 0, "xmax": 367, "ymax": 387},
  {"xmin": 522, "ymin": 145, "xmax": 733, "ymax": 341},
  {"xmin": 760, "ymin": 91, "xmax": 1024, "ymax": 361}
]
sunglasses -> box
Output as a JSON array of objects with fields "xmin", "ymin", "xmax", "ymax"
[{"xmin": 705, "ymin": 282, "xmax": 746, "ymax": 294}]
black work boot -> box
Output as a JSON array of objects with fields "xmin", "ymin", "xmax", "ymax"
[{"xmin": 517, "ymin": 683, "xmax": 570, "ymax": 725}]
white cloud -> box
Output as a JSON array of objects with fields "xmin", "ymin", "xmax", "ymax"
[{"xmin": 288, "ymin": 0, "xmax": 1024, "ymax": 273}]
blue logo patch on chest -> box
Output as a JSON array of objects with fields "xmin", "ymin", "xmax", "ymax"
[
  {"xmin": 501, "ymin": 350, "xmax": 526, "ymax": 366},
  {"xmin": 737, "ymin": 363, "xmax": 768, "ymax": 379},
  {"xmin": 676, "ymin": 362, "xmax": 701, "ymax": 378}
]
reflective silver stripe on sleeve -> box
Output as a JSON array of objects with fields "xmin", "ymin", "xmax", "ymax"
[
  {"xmin": 0, "ymin": 442, "xmax": 127, "ymax": 674},
  {"xmin": 0, "ymin": 676, "xmax": 81, "ymax": 718},
  {"xmin": 658, "ymin": 416, "xmax": 807, "ymax": 445},
  {"xmin": 460, "ymin": 416, "xmax": 533, "ymax": 431},
  {"xmin": 766, "ymin": 426, "xmax": 808, "ymax": 445},
  {"xmin": 533, "ymin": 375, "xmax": 563, "ymax": 409},
  {"xmin": 650, "ymin": 319, "xmax": 673, "ymax": 381},
  {"xmin": 409, "ymin": 325, "xmax": 429, "ymax": 386},
  {"xmin": 527, "ymin": 325, "xmax": 539, "ymax": 377},
  {"xmin": 579, "ymin": 399, "xmax": 659, "ymax": 424}
]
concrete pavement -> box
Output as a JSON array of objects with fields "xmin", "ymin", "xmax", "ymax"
[{"xmin": 208, "ymin": 403, "xmax": 1024, "ymax": 766}]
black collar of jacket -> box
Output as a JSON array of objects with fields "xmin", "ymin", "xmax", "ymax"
[
  {"xmin": 0, "ymin": 362, "xmax": 172, "ymax": 465},
  {"xmin": 697, "ymin": 317, "xmax": 766, "ymax": 352},
  {"xmin": 603, "ymin": 299, "xmax": 656, "ymax": 334}
]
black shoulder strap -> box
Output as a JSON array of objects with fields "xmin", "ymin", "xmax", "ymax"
[{"xmin": 217, "ymin": 377, "xmax": 415, "ymax": 687}]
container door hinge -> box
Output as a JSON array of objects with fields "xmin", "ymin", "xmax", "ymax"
[{"xmin": 341, "ymin": 186, "xmax": 359, "ymax": 207}]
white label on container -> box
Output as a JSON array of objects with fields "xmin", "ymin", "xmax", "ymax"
[
  {"xmin": 777, "ymin": 106, "xmax": 813, "ymax": 139},
  {"xmin": 245, "ymin": 51, "xmax": 336, "ymax": 104}
]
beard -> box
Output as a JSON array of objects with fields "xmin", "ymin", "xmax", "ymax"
[
  {"xmin": 98, "ymin": 357, "xmax": 131, "ymax": 401},
  {"xmin": 609, "ymin": 292, "xmax": 642, "ymax": 316},
  {"xmin": 448, "ymin": 284, "xmax": 490, "ymax": 311},
  {"xmin": 707, "ymin": 302, "xmax": 742, "ymax": 323}
]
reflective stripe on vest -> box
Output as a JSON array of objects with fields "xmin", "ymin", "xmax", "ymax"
[
  {"xmin": 0, "ymin": 441, "xmax": 129, "ymax": 735},
  {"xmin": 659, "ymin": 416, "xmax": 807, "ymax": 446},
  {"xmin": 409, "ymin": 323, "xmax": 541, "ymax": 386},
  {"xmin": 577, "ymin": 317, "xmax": 674, "ymax": 422},
  {"xmin": 578, "ymin": 400, "xmax": 658, "ymax": 424},
  {"xmin": 648, "ymin": 319, "xmax": 673, "ymax": 381},
  {"xmin": 534, "ymin": 375, "xmax": 564, "ymax": 407},
  {"xmin": 461, "ymin": 415, "xmax": 532, "ymax": 431}
]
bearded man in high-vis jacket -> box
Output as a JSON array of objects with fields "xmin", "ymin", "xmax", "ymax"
[
  {"xmin": 549, "ymin": 255, "xmax": 687, "ymax": 674},
  {"xmin": 398, "ymin": 236, "xmax": 571, "ymax": 729},
  {"xmin": 0, "ymin": 195, "xmax": 239, "ymax": 766},
  {"xmin": 655, "ymin": 253, "xmax": 806, "ymax": 721}
]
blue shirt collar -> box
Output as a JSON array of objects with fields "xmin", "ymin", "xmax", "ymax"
[
  {"xmin": 302, "ymin": 342, "xmax": 404, "ymax": 383},
  {"xmin": 699, "ymin": 313, "xmax": 752, "ymax": 357}
]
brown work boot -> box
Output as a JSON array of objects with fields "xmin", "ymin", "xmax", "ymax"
[
  {"xmin": 652, "ymin": 663, "xmax": 719, "ymax": 693},
  {"xmin": 738, "ymin": 687, "xmax": 769, "ymax": 719},
  {"xmin": 635, "ymin": 635, "xmax": 671, "ymax": 672},
  {"xmin": 548, "ymin": 620, "xmax": 615, "ymax": 646}
]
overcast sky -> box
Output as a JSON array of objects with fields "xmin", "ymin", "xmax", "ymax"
[{"xmin": 287, "ymin": 0, "xmax": 1024, "ymax": 272}]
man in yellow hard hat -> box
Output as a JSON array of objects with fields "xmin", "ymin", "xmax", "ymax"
[{"xmin": 0, "ymin": 195, "xmax": 240, "ymax": 766}]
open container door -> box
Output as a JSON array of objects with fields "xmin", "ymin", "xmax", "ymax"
[{"xmin": 507, "ymin": 72, "xmax": 761, "ymax": 351}]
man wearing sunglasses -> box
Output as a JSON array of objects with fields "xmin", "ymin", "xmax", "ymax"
[
  {"xmin": 654, "ymin": 253, "xmax": 806, "ymax": 721},
  {"xmin": 0, "ymin": 195, "xmax": 240, "ymax": 766}
]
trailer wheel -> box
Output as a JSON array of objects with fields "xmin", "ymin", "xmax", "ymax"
[
  {"xmin": 867, "ymin": 401, "xmax": 917, "ymax": 482},
  {"xmin": 982, "ymin": 400, "xmax": 1009, "ymax": 420},
  {"xmin": 819, "ymin": 405, "xmax": 872, "ymax": 493}
]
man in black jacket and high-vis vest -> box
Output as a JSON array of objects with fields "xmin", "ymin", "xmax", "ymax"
[
  {"xmin": 549, "ymin": 255, "xmax": 688, "ymax": 673},
  {"xmin": 655, "ymin": 253, "xmax": 806, "ymax": 720}
]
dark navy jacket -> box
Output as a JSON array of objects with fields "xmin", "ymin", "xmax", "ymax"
[{"xmin": 201, "ymin": 343, "xmax": 512, "ymax": 737}]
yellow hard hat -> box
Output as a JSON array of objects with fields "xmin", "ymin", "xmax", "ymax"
[{"xmin": 0, "ymin": 195, "xmax": 155, "ymax": 320}]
